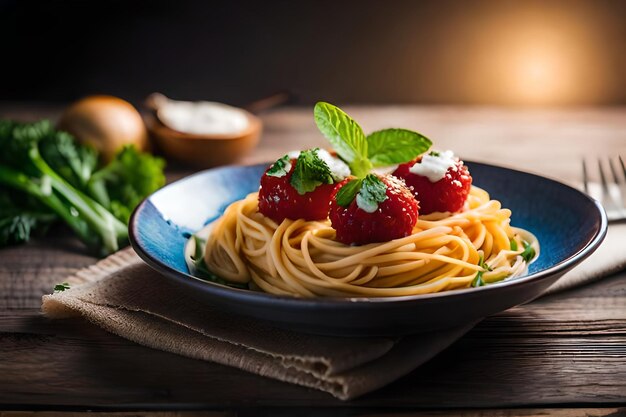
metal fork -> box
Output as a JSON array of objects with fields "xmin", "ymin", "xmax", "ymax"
[{"xmin": 582, "ymin": 156, "xmax": 626, "ymax": 222}]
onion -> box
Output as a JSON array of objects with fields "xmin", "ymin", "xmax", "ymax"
[{"xmin": 58, "ymin": 95, "xmax": 149, "ymax": 161}]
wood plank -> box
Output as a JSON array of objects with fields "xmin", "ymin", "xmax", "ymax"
[
  {"xmin": 0, "ymin": 409, "xmax": 623, "ymax": 417},
  {"xmin": 0, "ymin": 272, "xmax": 624, "ymax": 408},
  {"xmin": 0, "ymin": 235, "xmax": 96, "ymax": 310},
  {"xmin": 357, "ymin": 410, "xmax": 625, "ymax": 417},
  {"xmin": 0, "ymin": 412, "xmax": 218, "ymax": 417},
  {"xmin": 0, "ymin": 175, "xmax": 189, "ymax": 311}
]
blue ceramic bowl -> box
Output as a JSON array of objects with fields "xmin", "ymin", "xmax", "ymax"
[{"xmin": 129, "ymin": 162, "xmax": 607, "ymax": 336}]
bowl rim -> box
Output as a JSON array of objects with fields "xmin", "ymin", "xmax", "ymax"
[{"xmin": 129, "ymin": 160, "xmax": 608, "ymax": 308}]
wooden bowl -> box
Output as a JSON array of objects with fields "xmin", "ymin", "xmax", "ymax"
[{"xmin": 145, "ymin": 111, "xmax": 262, "ymax": 168}]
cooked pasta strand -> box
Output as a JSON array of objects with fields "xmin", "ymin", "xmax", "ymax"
[{"xmin": 201, "ymin": 186, "xmax": 538, "ymax": 297}]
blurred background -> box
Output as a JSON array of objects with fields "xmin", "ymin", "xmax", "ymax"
[{"xmin": 2, "ymin": 0, "xmax": 625, "ymax": 107}]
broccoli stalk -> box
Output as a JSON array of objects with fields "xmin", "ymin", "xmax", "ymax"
[
  {"xmin": 0, "ymin": 167, "xmax": 89, "ymax": 243},
  {"xmin": 0, "ymin": 147, "xmax": 127, "ymax": 254},
  {"xmin": 0, "ymin": 120, "xmax": 164, "ymax": 255},
  {"xmin": 0, "ymin": 120, "xmax": 165, "ymax": 255},
  {"xmin": 87, "ymin": 145, "xmax": 166, "ymax": 224}
]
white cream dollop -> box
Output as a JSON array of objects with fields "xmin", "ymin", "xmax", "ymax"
[
  {"xmin": 316, "ymin": 149, "xmax": 350, "ymax": 181},
  {"xmin": 284, "ymin": 149, "xmax": 350, "ymax": 181},
  {"xmin": 409, "ymin": 150, "xmax": 457, "ymax": 182},
  {"xmin": 269, "ymin": 160, "xmax": 292, "ymax": 178},
  {"xmin": 157, "ymin": 97, "xmax": 249, "ymax": 135},
  {"xmin": 356, "ymin": 193, "xmax": 379, "ymax": 213}
]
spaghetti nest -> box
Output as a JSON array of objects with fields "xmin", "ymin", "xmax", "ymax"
[{"xmin": 202, "ymin": 186, "xmax": 538, "ymax": 297}]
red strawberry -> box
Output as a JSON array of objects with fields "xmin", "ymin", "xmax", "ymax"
[
  {"xmin": 258, "ymin": 151, "xmax": 338, "ymax": 223},
  {"xmin": 392, "ymin": 151, "xmax": 472, "ymax": 215},
  {"xmin": 329, "ymin": 174, "xmax": 419, "ymax": 245}
]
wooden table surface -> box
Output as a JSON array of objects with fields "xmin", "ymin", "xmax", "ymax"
[{"xmin": 1, "ymin": 105, "xmax": 626, "ymax": 416}]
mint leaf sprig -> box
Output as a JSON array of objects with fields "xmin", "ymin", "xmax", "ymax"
[
  {"xmin": 314, "ymin": 102, "xmax": 432, "ymax": 210},
  {"xmin": 313, "ymin": 103, "xmax": 371, "ymax": 178},
  {"xmin": 314, "ymin": 102, "xmax": 432, "ymax": 178}
]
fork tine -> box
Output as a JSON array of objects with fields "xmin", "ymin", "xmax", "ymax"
[
  {"xmin": 609, "ymin": 157, "xmax": 621, "ymax": 185},
  {"xmin": 587, "ymin": 156, "xmax": 626, "ymax": 223},
  {"xmin": 616, "ymin": 156, "xmax": 626, "ymax": 214},
  {"xmin": 598, "ymin": 158, "xmax": 609, "ymax": 195},
  {"xmin": 582, "ymin": 158, "xmax": 589, "ymax": 194},
  {"xmin": 608, "ymin": 157, "xmax": 626, "ymax": 207}
]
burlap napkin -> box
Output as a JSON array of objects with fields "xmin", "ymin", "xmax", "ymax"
[{"xmin": 41, "ymin": 223, "xmax": 626, "ymax": 400}]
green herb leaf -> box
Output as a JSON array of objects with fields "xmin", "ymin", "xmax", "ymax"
[
  {"xmin": 266, "ymin": 154, "xmax": 291, "ymax": 177},
  {"xmin": 189, "ymin": 234, "xmax": 249, "ymax": 290},
  {"xmin": 366, "ymin": 128, "xmax": 432, "ymax": 167},
  {"xmin": 471, "ymin": 272, "xmax": 485, "ymax": 287},
  {"xmin": 0, "ymin": 210, "xmax": 56, "ymax": 246},
  {"xmin": 471, "ymin": 254, "xmax": 491, "ymax": 287},
  {"xmin": 521, "ymin": 241, "xmax": 536, "ymax": 262},
  {"xmin": 509, "ymin": 238, "xmax": 518, "ymax": 251},
  {"xmin": 358, "ymin": 174, "xmax": 387, "ymax": 209},
  {"xmin": 480, "ymin": 254, "xmax": 493, "ymax": 272},
  {"xmin": 336, "ymin": 178, "xmax": 363, "ymax": 207},
  {"xmin": 191, "ymin": 235, "xmax": 207, "ymax": 267},
  {"xmin": 39, "ymin": 130, "xmax": 98, "ymax": 189},
  {"xmin": 289, "ymin": 149, "xmax": 334, "ymax": 195},
  {"xmin": 53, "ymin": 282, "xmax": 70, "ymax": 292},
  {"xmin": 336, "ymin": 175, "xmax": 388, "ymax": 211},
  {"xmin": 0, "ymin": 187, "xmax": 57, "ymax": 246},
  {"xmin": 313, "ymin": 102, "xmax": 370, "ymax": 177},
  {"xmin": 87, "ymin": 145, "xmax": 166, "ymax": 224}
]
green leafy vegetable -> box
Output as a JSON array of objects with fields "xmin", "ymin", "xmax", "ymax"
[
  {"xmin": 336, "ymin": 178, "xmax": 363, "ymax": 207},
  {"xmin": 53, "ymin": 282, "xmax": 70, "ymax": 292},
  {"xmin": 39, "ymin": 129, "xmax": 98, "ymax": 189},
  {"xmin": 366, "ymin": 128, "xmax": 432, "ymax": 167},
  {"xmin": 289, "ymin": 149, "xmax": 334, "ymax": 195},
  {"xmin": 313, "ymin": 102, "xmax": 372, "ymax": 177},
  {"xmin": 471, "ymin": 271, "xmax": 484, "ymax": 287},
  {"xmin": 192, "ymin": 235, "xmax": 206, "ymax": 266},
  {"xmin": 190, "ymin": 235, "xmax": 249, "ymax": 289},
  {"xmin": 86, "ymin": 145, "xmax": 166, "ymax": 223},
  {"xmin": 0, "ymin": 120, "xmax": 165, "ymax": 255},
  {"xmin": 357, "ymin": 174, "xmax": 387, "ymax": 209},
  {"xmin": 521, "ymin": 241, "xmax": 536, "ymax": 262},
  {"xmin": 0, "ymin": 187, "xmax": 56, "ymax": 246},
  {"xmin": 509, "ymin": 238, "xmax": 518, "ymax": 251},
  {"xmin": 471, "ymin": 254, "xmax": 492, "ymax": 287},
  {"xmin": 336, "ymin": 174, "xmax": 388, "ymax": 211},
  {"xmin": 0, "ymin": 211, "xmax": 50, "ymax": 246},
  {"xmin": 266, "ymin": 154, "xmax": 291, "ymax": 177}
]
